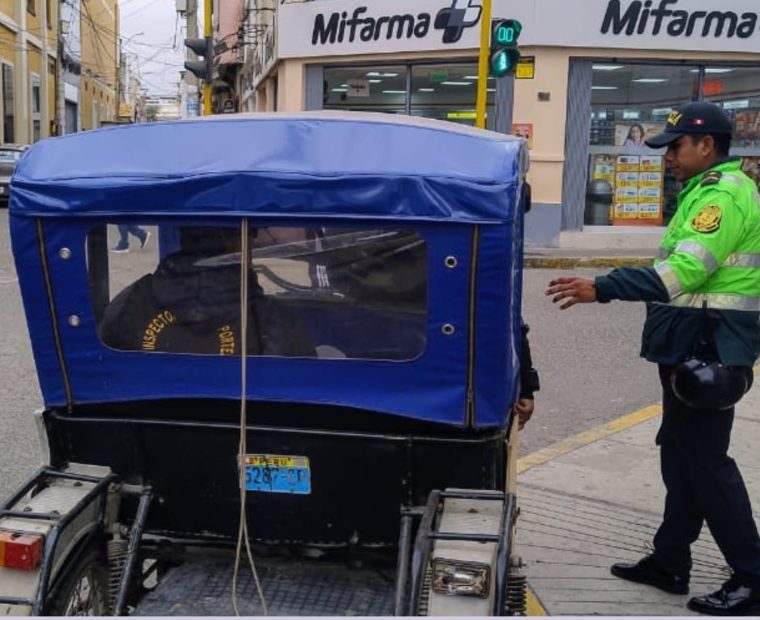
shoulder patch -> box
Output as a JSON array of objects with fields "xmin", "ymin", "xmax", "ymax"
[
  {"xmin": 692, "ymin": 204, "xmax": 722, "ymax": 233},
  {"xmin": 700, "ymin": 171, "xmax": 723, "ymax": 186}
]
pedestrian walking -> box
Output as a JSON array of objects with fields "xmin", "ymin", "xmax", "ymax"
[
  {"xmin": 111, "ymin": 224, "xmax": 150, "ymax": 253},
  {"xmin": 546, "ymin": 101, "xmax": 760, "ymax": 616}
]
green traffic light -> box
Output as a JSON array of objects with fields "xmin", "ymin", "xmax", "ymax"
[
  {"xmin": 490, "ymin": 49, "xmax": 521, "ymax": 78},
  {"xmin": 495, "ymin": 25, "xmax": 516, "ymax": 45},
  {"xmin": 489, "ymin": 19, "xmax": 522, "ymax": 77}
]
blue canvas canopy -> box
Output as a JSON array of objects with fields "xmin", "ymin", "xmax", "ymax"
[
  {"xmin": 11, "ymin": 112, "xmax": 526, "ymax": 223},
  {"xmin": 10, "ymin": 113, "xmax": 528, "ymax": 428}
]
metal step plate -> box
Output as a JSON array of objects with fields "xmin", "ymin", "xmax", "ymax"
[{"xmin": 134, "ymin": 553, "xmax": 396, "ymax": 616}]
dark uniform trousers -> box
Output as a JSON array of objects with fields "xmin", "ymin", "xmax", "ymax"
[{"xmin": 653, "ymin": 364, "xmax": 760, "ymax": 584}]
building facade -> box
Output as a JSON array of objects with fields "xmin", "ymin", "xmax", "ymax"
[
  {"xmin": 212, "ymin": 0, "xmax": 245, "ymax": 114},
  {"xmin": 145, "ymin": 94, "xmax": 181, "ymax": 122},
  {"xmin": 61, "ymin": 0, "xmax": 82, "ymax": 134},
  {"xmin": 238, "ymin": 0, "xmax": 760, "ymax": 246},
  {"xmin": 80, "ymin": 0, "xmax": 118, "ymax": 130},
  {"xmin": 0, "ymin": 0, "xmax": 58, "ymax": 144}
]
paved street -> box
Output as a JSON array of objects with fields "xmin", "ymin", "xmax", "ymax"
[
  {"xmin": 0, "ymin": 210, "xmax": 44, "ymax": 500},
  {"xmin": 0, "ymin": 209, "xmax": 661, "ymax": 501}
]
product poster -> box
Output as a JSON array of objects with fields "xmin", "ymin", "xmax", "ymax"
[
  {"xmin": 614, "ymin": 123, "xmax": 661, "ymax": 150},
  {"xmin": 512, "ymin": 123, "xmax": 534, "ymax": 149},
  {"xmin": 592, "ymin": 154, "xmax": 615, "ymax": 186},
  {"xmin": 612, "ymin": 155, "xmax": 664, "ymax": 226}
]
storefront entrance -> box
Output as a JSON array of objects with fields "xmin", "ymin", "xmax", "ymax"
[{"xmin": 572, "ymin": 60, "xmax": 760, "ymax": 230}]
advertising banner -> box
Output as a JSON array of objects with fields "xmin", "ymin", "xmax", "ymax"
[{"xmin": 279, "ymin": 0, "xmax": 760, "ymax": 59}]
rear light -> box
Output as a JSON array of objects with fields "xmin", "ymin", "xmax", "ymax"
[
  {"xmin": 431, "ymin": 558, "xmax": 491, "ymax": 598},
  {"xmin": 0, "ymin": 531, "xmax": 44, "ymax": 570}
]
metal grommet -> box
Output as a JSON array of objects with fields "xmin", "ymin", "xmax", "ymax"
[
  {"xmin": 442, "ymin": 323, "xmax": 456, "ymax": 336},
  {"xmin": 444, "ymin": 256, "xmax": 458, "ymax": 269},
  {"xmin": 59, "ymin": 247, "xmax": 72, "ymax": 260},
  {"xmin": 68, "ymin": 315, "xmax": 81, "ymax": 327}
]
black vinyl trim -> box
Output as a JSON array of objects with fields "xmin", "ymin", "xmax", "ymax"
[{"xmin": 36, "ymin": 219, "xmax": 72, "ymax": 410}]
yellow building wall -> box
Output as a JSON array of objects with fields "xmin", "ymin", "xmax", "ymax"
[
  {"xmin": 27, "ymin": 45, "xmax": 40, "ymax": 76},
  {"xmin": 26, "ymin": 0, "xmax": 40, "ymax": 39},
  {"xmin": 80, "ymin": 0, "xmax": 118, "ymax": 129},
  {"xmin": 0, "ymin": 24, "xmax": 15, "ymax": 63},
  {"xmin": 46, "ymin": 0, "xmax": 57, "ymax": 52},
  {"xmin": 0, "ymin": 0, "xmax": 15, "ymax": 20}
]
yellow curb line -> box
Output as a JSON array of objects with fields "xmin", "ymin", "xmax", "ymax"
[
  {"xmin": 517, "ymin": 404, "xmax": 663, "ymax": 475},
  {"xmin": 526, "ymin": 584, "xmax": 548, "ymax": 616}
]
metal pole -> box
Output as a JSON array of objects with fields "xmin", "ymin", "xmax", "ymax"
[
  {"xmin": 204, "ymin": 0, "xmax": 212, "ymax": 116},
  {"xmin": 475, "ymin": 0, "xmax": 492, "ymax": 130},
  {"xmin": 56, "ymin": 0, "xmax": 65, "ymax": 134},
  {"xmin": 184, "ymin": 0, "xmax": 199, "ymax": 117}
]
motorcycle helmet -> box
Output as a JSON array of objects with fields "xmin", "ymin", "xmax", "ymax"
[{"xmin": 671, "ymin": 357, "xmax": 751, "ymax": 410}]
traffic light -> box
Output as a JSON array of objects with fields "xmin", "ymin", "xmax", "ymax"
[
  {"xmin": 184, "ymin": 37, "xmax": 213, "ymax": 81},
  {"xmin": 489, "ymin": 19, "xmax": 522, "ymax": 78}
]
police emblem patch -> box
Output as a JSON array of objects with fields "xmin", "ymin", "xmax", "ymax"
[{"xmin": 692, "ymin": 205, "xmax": 722, "ymax": 233}]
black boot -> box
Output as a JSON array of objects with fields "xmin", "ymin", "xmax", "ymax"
[
  {"xmin": 687, "ymin": 575, "xmax": 760, "ymax": 616},
  {"xmin": 610, "ymin": 554, "xmax": 689, "ymax": 595}
]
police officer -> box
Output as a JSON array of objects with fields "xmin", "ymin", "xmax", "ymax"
[
  {"xmin": 546, "ymin": 101, "xmax": 760, "ymax": 616},
  {"xmin": 100, "ymin": 226, "xmax": 314, "ymax": 358}
]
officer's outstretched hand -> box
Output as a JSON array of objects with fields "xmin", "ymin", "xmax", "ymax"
[{"xmin": 546, "ymin": 277, "xmax": 597, "ymax": 310}]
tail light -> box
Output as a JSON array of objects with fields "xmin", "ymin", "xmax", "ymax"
[{"xmin": 0, "ymin": 531, "xmax": 44, "ymax": 570}]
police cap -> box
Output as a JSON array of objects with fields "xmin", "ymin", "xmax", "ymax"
[{"xmin": 645, "ymin": 102, "xmax": 733, "ymax": 149}]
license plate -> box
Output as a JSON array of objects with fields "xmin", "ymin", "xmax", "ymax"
[{"xmin": 244, "ymin": 454, "xmax": 311, "ymax": 494}]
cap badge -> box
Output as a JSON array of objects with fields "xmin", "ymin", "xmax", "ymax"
[{"xmin": 667, "ymin": 110, "xmax": 683, "ymax": 126}]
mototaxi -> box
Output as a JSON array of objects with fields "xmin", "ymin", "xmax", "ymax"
[{"xmin": 2, "ymin": 112, "xmax": 531, "ymax": 616}]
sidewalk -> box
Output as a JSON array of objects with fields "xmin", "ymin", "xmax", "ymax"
[
  {"xmin": 525, "ymin": 248, "xmax": 655, "ymax": 270},
  {"xmin": 517, "ymin": 387, "xmax": 760, "ymax": 616}
]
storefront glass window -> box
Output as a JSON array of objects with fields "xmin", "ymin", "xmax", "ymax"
[
  {"xmin": 410, "ymin": 63, "xmax": 495, "ymax": 128},
  {"xmin": 92, "ymin": 224, "xmax": 427, "ymax": 361},
  {"xmin": 324, "ymin": 62, "xmax": 496, "ymax": 128},
  {"xmin": 702, "ymin": 67, "xmax": 760, "ymax": 187},
  {"xmin": 586, "ymin": 63, "xmax": 699, "ymax": 227},
  {"xmin": 324, "ymin": 65, "xmax": 408, "ymax": 114}
]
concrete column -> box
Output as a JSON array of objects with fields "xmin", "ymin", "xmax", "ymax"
[
  {"xmin": 15, "ymin": 0, "xmax": 29, "ymax": 144},
  {"xmin": 276, "ymin": 60, "xmax": 304, "ymax": 113}
]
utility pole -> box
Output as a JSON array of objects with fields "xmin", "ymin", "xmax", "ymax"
[
  {"xmin": 56, "ymin": 0, "xmax": 65, "ymax": 134},
  {"xmin": 475, "ymin": 0, "xmax": 492, "ymax": 130},
  {"xmin": 203, "ymin": 0, "xmax": 212, "ymax": 116},
  {"xmin": 185, "ymin": 0, "xmax": 200, "ymax": 116}
]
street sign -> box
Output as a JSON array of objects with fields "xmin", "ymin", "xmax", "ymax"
[
  {"xmin": 515, "ymin": 56, "xmax": 535, "ymax": 79},
  {"xmin": 347, "ymin": 79, "xmax": 370, "ymax": 97}
]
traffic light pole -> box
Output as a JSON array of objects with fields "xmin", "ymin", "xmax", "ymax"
[
  {"xmin": 475, "ymin": 0, "xmax": 492, "ymax": 130},
  {"xmin": 204, "ymin": 0, "xmax": 212, "ymax": 116}
]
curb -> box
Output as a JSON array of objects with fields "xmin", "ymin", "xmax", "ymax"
[{"xmin": 524, "ymin": 256, "xmax": 654, "ymax": 270}]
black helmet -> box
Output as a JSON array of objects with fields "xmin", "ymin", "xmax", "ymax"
[{"xmin": 671, "ymin": 357, "xmax": 751, "ymax": 410}]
